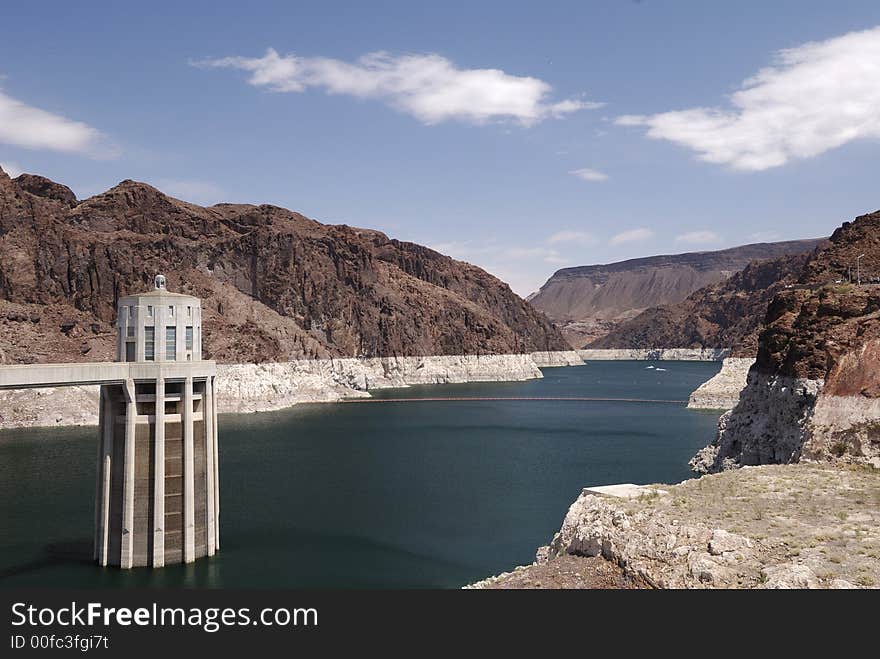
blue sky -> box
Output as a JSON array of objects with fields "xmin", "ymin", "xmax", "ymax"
[{"xmin": 2, "ymin": 1, "xmax": 880, "ymax": 295}]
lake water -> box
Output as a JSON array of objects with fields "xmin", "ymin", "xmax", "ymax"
[{"xmin": 0, "ymin": 361, "xmax": 721, "ymax": 588}]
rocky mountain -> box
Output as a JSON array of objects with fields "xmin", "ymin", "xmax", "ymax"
[
  {"xmin": 589, "ymin": 250, "xmax": 817, "ymax": 357},
  {"xmin": 530, "ymin": 240, "xmax": 824, "ymax": 348},
  {"xmin": 691, "ymin": 210, "xmax": 880, "ymax": 472},
  {"xmin": 0, "ymin": 166, "xmax": 568, "ymax": 365}
]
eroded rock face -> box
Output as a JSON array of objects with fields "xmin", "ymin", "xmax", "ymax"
[
  {"xmin": 802, "ymin": 340, "xmax": 880, "ymax": 467},
  {"xmin": 690, "ymin": 370, "xmax": 823, "ymax": 473},
  {"xmin": 692, "ymin": 210, "xmax": 880, "ymax": 472},
  {"xmin": 13, "ymin": 173, "xmax": 78, "ymax": 207},
  {"xmin": 539, "ymin": 491, "xmax": 766, "ymax": 589},
  {"xmin": 0, "ymin": 166, "xmax": 568, "ymax": 364}
]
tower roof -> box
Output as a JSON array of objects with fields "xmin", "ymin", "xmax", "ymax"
[
  {"xmin": 119, "ymin": 273, "xmax": 200, "ymax": 302},
  {"xmin": 120, "ymin": 289, "xmax": 199, "ymax": 300}
]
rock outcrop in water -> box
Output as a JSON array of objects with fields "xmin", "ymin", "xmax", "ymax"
[{"xmin": 0, "ymin": 165, "xmax": 567, "ymax": 366}]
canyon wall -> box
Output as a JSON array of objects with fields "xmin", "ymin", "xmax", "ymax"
[
  {"xmin": 531, "ymin": 240, "xmax": 823, "ymax": 349},
  {"xmin": 0, "ymin": 166, "xmax": 568, "ymax": 366},
  {"xmin": 689, "ymin": 210, "xmax": 880, "ymax": 472}
]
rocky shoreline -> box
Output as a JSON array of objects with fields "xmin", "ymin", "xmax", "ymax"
[
  {"xmin": 471, "ymin": 463, "xmax": 880, "ymax": 589},
  {"xmin": 0, "ymin": 351, "xmax": 584, "ymax": 429}
]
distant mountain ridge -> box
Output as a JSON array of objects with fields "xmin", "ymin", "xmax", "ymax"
[
  {"xmin": 530, "ymin": 239, "xmax": 826, "ymax": 347},
  {"xmin": 588, "ymin": 251, "xmax": 815, "ymax": 357},
  {"xmin": 0, "ymin": 165, "xmax": 568, "ymax": 365}
]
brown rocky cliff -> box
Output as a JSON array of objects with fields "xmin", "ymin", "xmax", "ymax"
[
  {"xmin": 691, "ymin": 210, "xmax": 880, "ymax": 473},
  {"xmin": 755, "ymin": 210, "xmax": 880, "ymax": 380},
  {"xmin": 0, "ymin": 166, "xmax": 567, "ymax": 364}
]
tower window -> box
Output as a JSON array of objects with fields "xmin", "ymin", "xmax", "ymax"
[
  {"xmin": 128, "ymin": 306, "xmax": 134, "ymax": 318},
  {"xmin": 127, "ymin": 326, "xmax": 135, "ymax": 338},
  {"xmin": 168, "ymin": 306, "xmax": 174, "ymax": 317},
  {"xmin": 187, "ymin": 306, "xmax": 192, "ymax": 317},
  {"xmin": 147, "ymin": 305, "xmax": 153, "ymax": 317},
  {"xmin": 185, "ymin": 326, "xmax": 193, "ymax": 350},
  {"xmin": 144, "ymin": 326, "xmax": 155, "ymax": 361},
  {"xmin": 166, "ymin": 326, "xmax": 177, "ymax": 360}
]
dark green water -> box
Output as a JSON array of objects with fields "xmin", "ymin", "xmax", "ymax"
[{"xmin": 0, "ymin": 361, "xmax": 721, "ymax": 588}]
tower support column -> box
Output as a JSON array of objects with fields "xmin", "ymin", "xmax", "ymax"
[
  {"xmin": 205, "ymin": 376, "xmax": 216, "ymax": 557},
  {"xmin": 96, "ymin": 386, "xmax": 114, "ymax": 567},
  {"xmin": 183, "ymin": 376, "xmax": 195, "ymax": 563},
  {"xmin": 94, "ymin": 387, "xmax": 105, "ymax": 561},
  {"xmin": 212, "ymin": 376, "xmax": 220, "ymax": 551},
  {"xmin": 152, "ymin": 376, "xmax": 165, "ymax": 567},
  {"xmin": 120, "ymin": 378, "xmax": 136, "ymax": 569}
]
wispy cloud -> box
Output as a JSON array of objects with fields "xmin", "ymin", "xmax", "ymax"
[
  {"xmin": 616, "ymin": 26, "xmax": 880, "ymax": 170},
  {"xmin": 610, "ymin": 227, "xmax": 654, "ymax": 245},
  {"xmin": 569, "ymin": 167, "xmax": 608, "ymax": 182},
  {"xmin": 676, "ymin": 230, "xmax": 721, "ymax": 244},
  {"xmin": 0, "ymin": 159, "xmax": 22, "ymax": 177},
  {"xmin": 432, "ymin": 240, "xmax": 566, "ymax": 265},
  {"xmin": 546, "ymin": 230, "xmax": 597, "ymax": 246},
  {"xmin": 0, "ymin": 89, "xmax": 114, "ymax": 157},
  {"xmin": 428, "ymin": 239, "xmax": 573, "ymax": 296},
  {"xmin": 749, "ymin": 231, "xmax": 782, "ymax": 242},
  {"xmin": 156, "ymin": 179, "xmax": 225, "ymax": 205},
  {"xmin": 194, "ymin": 48, "xmax": 601, "ymax": 126}
]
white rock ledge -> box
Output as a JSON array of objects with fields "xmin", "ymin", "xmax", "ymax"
[
  {"xmin": 578, "ymin": 348, "xmax": 729, "ymax": 361},
  {"xmin": 687, "ymin": 358, "xmax": 755, "ymax": 410},
  {"xmin": 530, "ymin": 350, "xmax": 585, "ymax": 367}
]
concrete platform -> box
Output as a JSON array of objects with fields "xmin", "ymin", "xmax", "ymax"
[{"xmin": 582, "ymin": 483, "xmax": 668, "ymax": 499}]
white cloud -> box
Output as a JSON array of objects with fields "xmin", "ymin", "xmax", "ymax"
[
  {"xmin": 195, "ymin": 48, "xmax": 600, "ymax": 125},
  {"xmin": 610, "ymin": 227, "xmax": 654, "ymax": 245},
  {"xmin": 156, "ymin": 179, "xmax": 225, "ymax": 205},
  {"xmin": 546, "ymin": 230, "xmax": 597, "ymax": 246},
  {"xmin": 503, "ymin": 246, "xmax": 567, "ymax": 264},
  {"xmin": 616, "ymin": 26, "xmax": 880, "ymax": 170},
  {"xmin": 676, "ymin": 230, "xmax": 721, "ymax": 244},
  {"xmin": 433, "ymin": 240, "xmax": 565, "ymax": 265},
  {"xmin": 0, "ymin": 160, "xmax": 22, "ymax": 177},
  {"xmin": 569, "ymin": 167, "xmax": 608, "ymax": 182},
  {"xmin": 0, "ymin": 89, "xmax": 112, "ymax": 157}
]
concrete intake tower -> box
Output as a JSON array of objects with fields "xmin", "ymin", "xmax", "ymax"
[
  {"xmin": 0, "ymin": 275, "xmax": 220, "ymax": 569},
  {"xmin": 97, "ymin": 275, "xmax": 219, "ymax": 568}
]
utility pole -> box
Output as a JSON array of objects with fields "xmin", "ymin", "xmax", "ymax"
[{"xmin": 857, "ymin": 254, "xmax": 866, "ymax": 286}]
